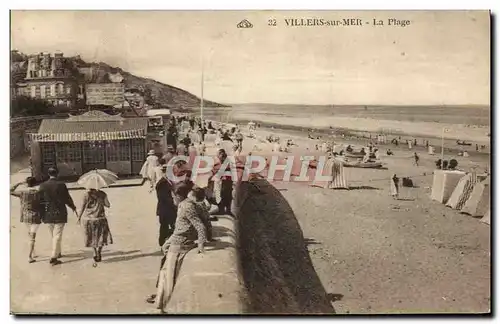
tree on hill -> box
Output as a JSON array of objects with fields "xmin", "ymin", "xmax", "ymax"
[
  {"xmin": 11, "ymin": 50, "xmax": 27, "ymax": 63},
  {"xmin": 11, "ymin": 95, "xmax": 54, "ymax": 117}
]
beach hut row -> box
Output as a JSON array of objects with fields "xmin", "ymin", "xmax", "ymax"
[{"xmin": 431, "ymin": 170, "xmax": 491, "ymax": 224}]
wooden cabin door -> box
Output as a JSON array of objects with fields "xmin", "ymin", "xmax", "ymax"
[
  {"xmin": 40, "ymin": 142, "xmax": 56, "ymax": 177},
  {"xmin": 82, "ymin": 141, "xmax": 106, "ymax": 173},
  {"xmin": 130, "ymin": 138, "xmax": 146, "ymax": 175}
]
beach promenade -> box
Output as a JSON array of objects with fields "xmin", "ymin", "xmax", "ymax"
[
  {"xmin": 10, "ymin": 168, "xmax": 163, "ymax": 314},
  {"xmin": 10, "ymin": 128, "xmax": 491, "ymax": 314}
]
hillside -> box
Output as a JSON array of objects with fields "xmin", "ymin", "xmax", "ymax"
[
  {"xmin": 82, "ymin": 61, "xmax": 226, "ymax": 109},
  {"xmin": 10, "ymin": 51, "xmax": 228, "ymax": 110}
]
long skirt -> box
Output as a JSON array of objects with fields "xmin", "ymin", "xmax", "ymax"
[
  {"xmin": 390, "ymin": 180, "xmax": 399, "ymax": 197},
  {"xmin": 83, "ymin": 217, "xmax": 113, "ymax": 248},
  {"xmin": 155, "ymin": 250, "xmax": 188, "ymax": 311}
]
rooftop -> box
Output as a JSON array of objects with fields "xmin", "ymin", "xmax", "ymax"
[{"xmin": 31, "ymin": 110, "xmax": 149, "ymax": 142}]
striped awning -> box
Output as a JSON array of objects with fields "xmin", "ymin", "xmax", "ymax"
[{"xmin": 29, "ymin": 129, "xmax": 146, "ymax": 142}]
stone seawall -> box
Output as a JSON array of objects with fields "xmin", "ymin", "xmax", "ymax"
[
  {"xmin": 165, "ymin": 215, "xmax": 247, "ymax": 314},
  {"xmin": 235, "ymin": 179, "xmax": 335, "ymax": 314}
]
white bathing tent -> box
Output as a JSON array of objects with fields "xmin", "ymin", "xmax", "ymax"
[
  {"xmin": 445, "ymin": 172, "xmax": 478, "ymax": 210},
  {"xmin": 311, "ymin": 157, "xmax": 348, "ymax": 189},
  {"xmin": 461, "ymin": 177, "xmax": 490, "ymax": 217},
  {"xmin": 480, "ymin": 206, "xmax": 491, "ymax": 225},
  {"xmin": 431, "ymin": 170, "xmax": 466, "ymax": 204}
]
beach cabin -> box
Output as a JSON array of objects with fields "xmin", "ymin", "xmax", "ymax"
[{"xmin": 29, "ymin": 110, "xmax": 149, "ymax": 180}]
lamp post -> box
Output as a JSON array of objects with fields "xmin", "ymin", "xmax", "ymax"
[{"xmin": 200, "ymin": 61, "xmax": 204, "ymax": 127}]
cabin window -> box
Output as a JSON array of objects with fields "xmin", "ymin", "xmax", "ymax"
[
  {"xmin": 130, "ymin": 139, "xmax": 145, "ymax": 161},
  {"xmin": 106, "ymin": 140, "xmax": 130, "ymax": 161},
  {"xmin": 83, "ymin": 142, "xmax": 105, "ymax": 163},
  {"xmin": 56, "ymin": 142, "xmax": 82, "ymax": 163},
  {"xmin": 41, "ymin": 143, "xmax": 56, "ymax": 165}
]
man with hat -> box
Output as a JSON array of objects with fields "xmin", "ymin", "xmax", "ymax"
[
  {"xmin": 155, "ymin": 162, "xmax": 177, "ymax": 247},
  {"xmin": 39, "ymin": 167, "xmax": 77, "ymax": 265}
]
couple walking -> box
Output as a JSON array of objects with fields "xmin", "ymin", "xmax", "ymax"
[{"xmin": 11, "ymin": 168, "xmax": 113, "ymax": 264}]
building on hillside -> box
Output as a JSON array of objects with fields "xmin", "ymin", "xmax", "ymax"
[
  {"xmin": 29, "ymin": 110, "xmax": 149, "ymax": 180},
  {"xmin": 16, "ymin": 52, "xmax": 83, "ymax": 110},
  {"xmin": 11, "ymin": 61, "xmax": 28, "ymax": 100}
]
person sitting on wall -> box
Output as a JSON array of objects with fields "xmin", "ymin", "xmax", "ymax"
[
  {"xmin": 154, "ymin": 182, "xmax": 207, "ymax": 312},
  {"xmin": 189, "ymin": 186, "xmax": 213, "ymax": 242}
]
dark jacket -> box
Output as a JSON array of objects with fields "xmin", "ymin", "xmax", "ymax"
[
  {"xmin": 156, "ymin": 177, "xmax": 177, "ymax": 225},
  {"xmin": 181, "ymin": 136, "xmax": 192, "ymax": 147},
  {"xmin": 39, "ymin": 178, "xmax": 76, "ymax": 224}
]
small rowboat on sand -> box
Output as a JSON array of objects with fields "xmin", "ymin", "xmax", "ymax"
[
  {"xmin": 343, "ymin": 161, "xmax": 384, "ymax": 169},
  {"xmin": 345, "ymin": 152, "xmax": 365, "ymax": 158}
]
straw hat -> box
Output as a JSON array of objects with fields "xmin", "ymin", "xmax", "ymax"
[{"xmin": 147, "ymin": 149, "xmax": 156, "ymax": 155}]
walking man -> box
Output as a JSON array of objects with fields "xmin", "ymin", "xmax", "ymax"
[
  {"xmin": 155, "ymin": 165, "xmax": 177, "ymax": 247},
  {"xmin": 413, "ymin": 152, "xmax": 420, "ymax": 167},
  {"xmin": 234, "ymin": 129, "xmax": 244, "ymax": 152},
  {"xmin": 39, "ymin": 167, "xmax": 77, "ymax": 265}
]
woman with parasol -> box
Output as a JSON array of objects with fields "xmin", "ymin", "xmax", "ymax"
[{"xmin": 76, "ymin": 169, "xmax": 116, "ymax": 263}]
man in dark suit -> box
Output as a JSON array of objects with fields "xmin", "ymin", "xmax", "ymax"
[
  {"xmin": 39, "ymin": 167, "xmax": 77, "ymax": 265},
  {"xmin": 155, "ymin": 164, "xmax": 177, "ymax": 247}
]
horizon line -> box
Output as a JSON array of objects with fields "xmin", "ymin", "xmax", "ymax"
[{"xmin": 216, "ymin": 103, "xmax": 490, "ymax": 108}]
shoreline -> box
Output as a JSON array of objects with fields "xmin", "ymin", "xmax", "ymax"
[
  {"xmin": 210, "ymin": 116, "xmax": 490, "ymax": 156},
  {"xmin": 203, "ymin": 116, "xmax": 490, "ymax": 165}
]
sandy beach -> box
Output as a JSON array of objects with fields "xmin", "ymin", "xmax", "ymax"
[{"xmin": 234, "ymin": 124, "xmax": 490, "ymax": 314}]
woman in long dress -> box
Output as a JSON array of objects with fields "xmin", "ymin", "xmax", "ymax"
[
  {"xmin": 141, "ymin": 150, "xmax": 160, "ymax": 190},
  {"xmin": 77, "ymin": 189, "xmax": 113, "ymax": 263},
  {"xmin": 390, "ymin": 174, "xmax": 400, "ymax": 200}
]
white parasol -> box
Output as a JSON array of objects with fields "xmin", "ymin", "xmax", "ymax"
[{"xmin": 77, "ymin": 169, "xmax": 118, "ymax": 190}]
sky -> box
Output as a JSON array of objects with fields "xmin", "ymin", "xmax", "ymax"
[{"xmin": 10, "ymin": 10, "xmax": 490, "ymax": 105}]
